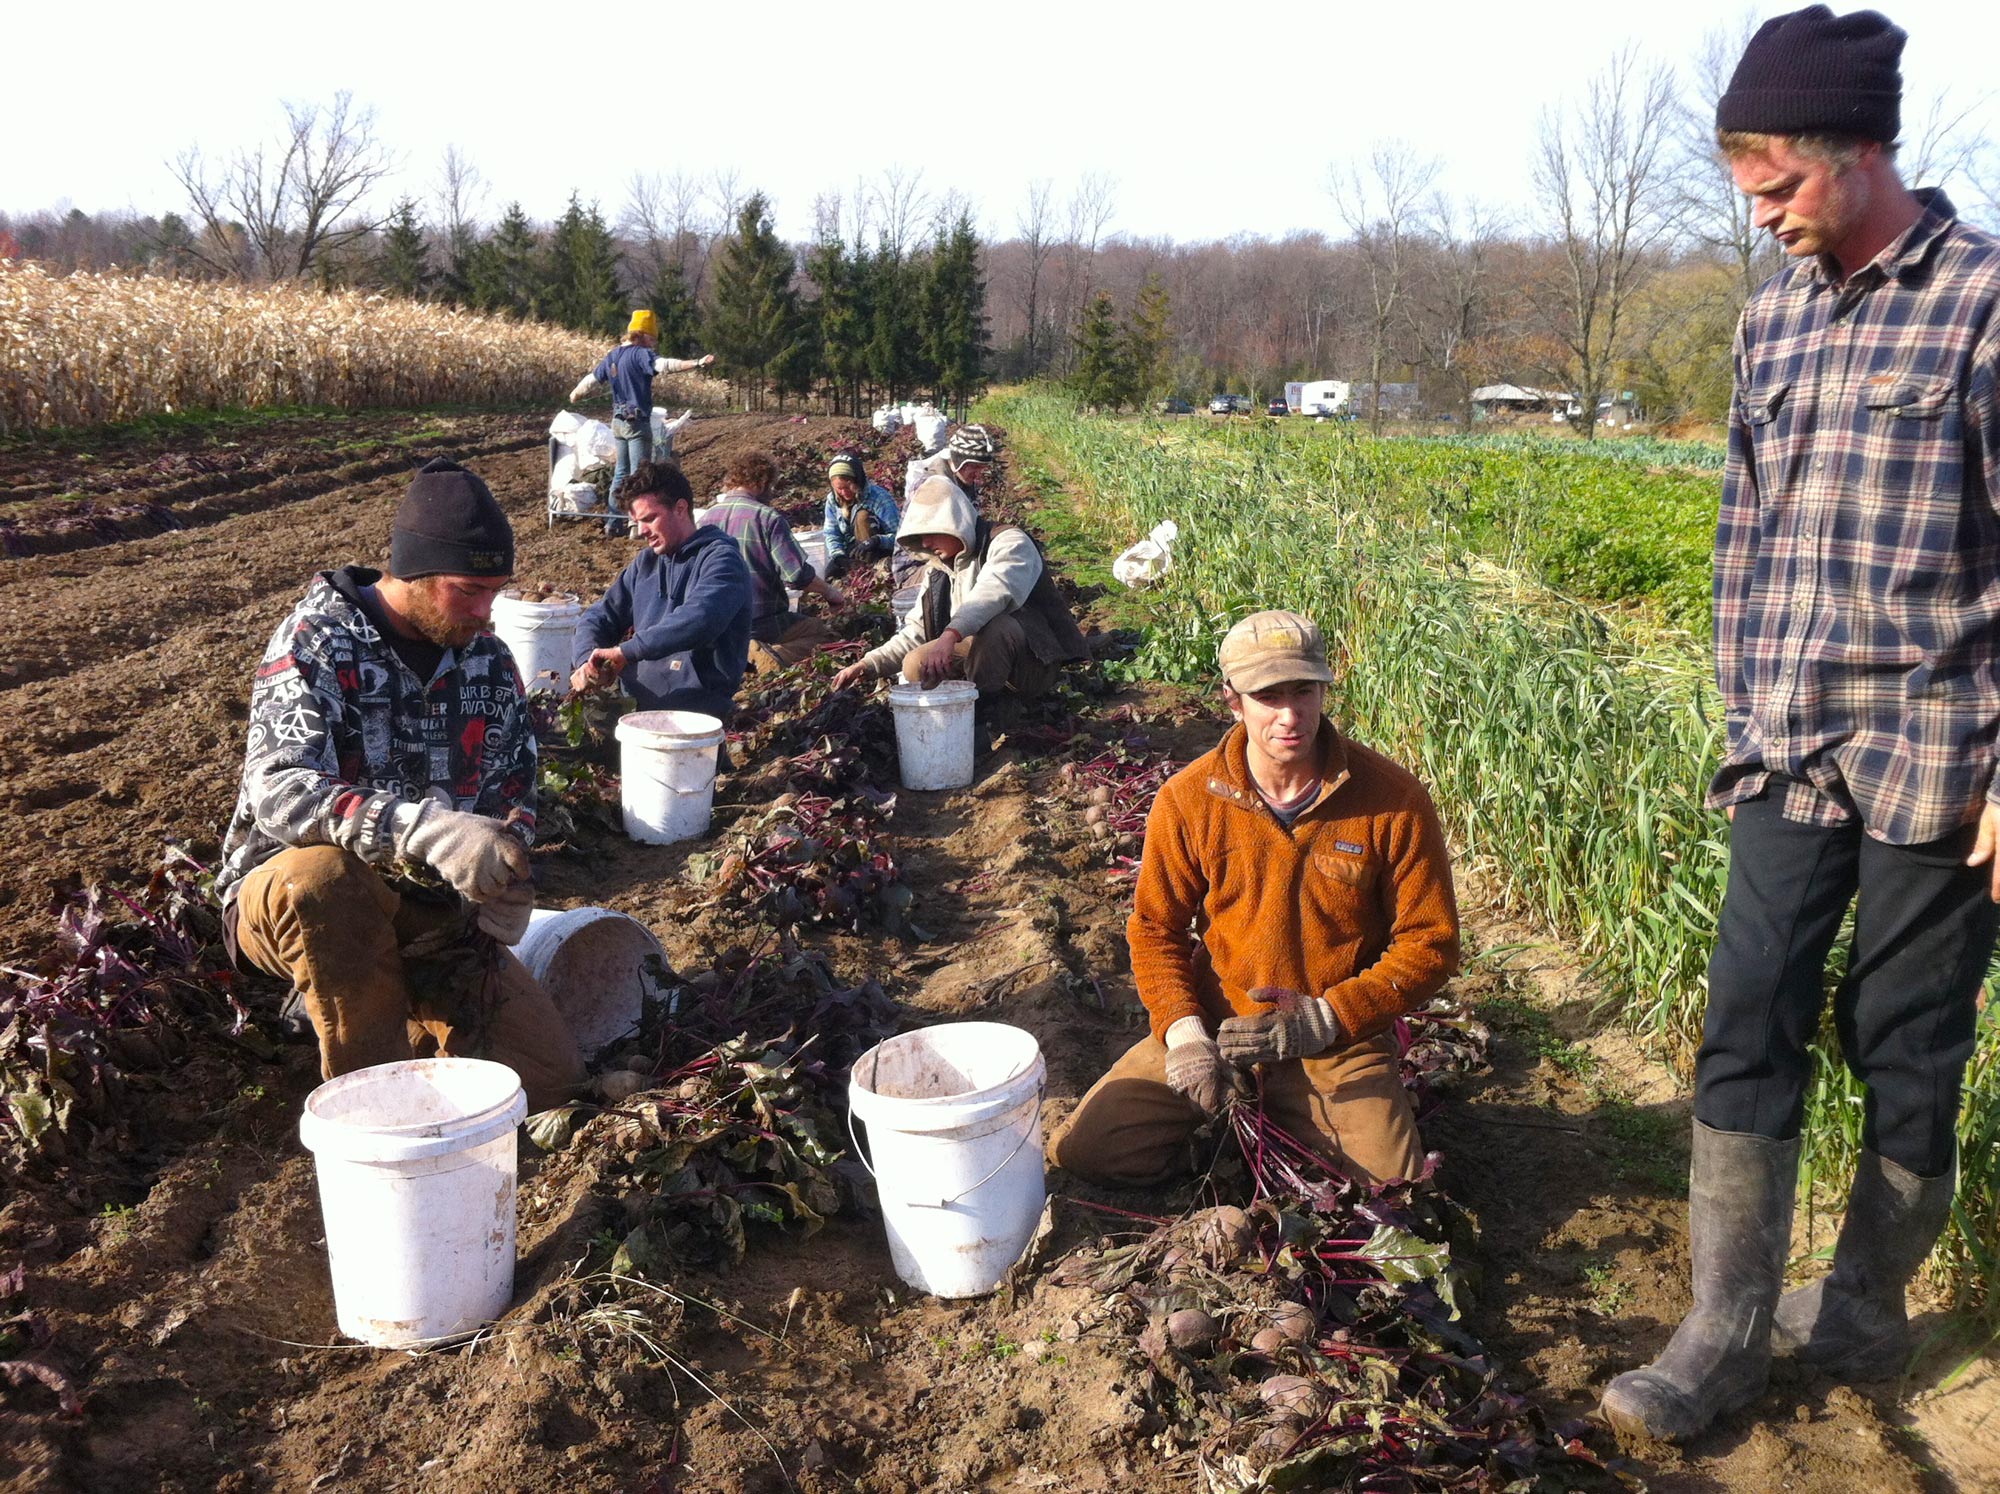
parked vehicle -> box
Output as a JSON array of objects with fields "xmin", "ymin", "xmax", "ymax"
[
  {"xmin": 1208, "ymin": 394, "xmax": 1252, "ymax": 415},
  {"xmin": 1157, "ymin": 397, "xmax": 1194, "ymax": 415},
  {"xmin": 1266, "ymin": 397, "xmax": 1289, "ymax": 416},
  {"xmin": 1296, "ymin": 379, "xmax": 1352, "ymax": 418}
]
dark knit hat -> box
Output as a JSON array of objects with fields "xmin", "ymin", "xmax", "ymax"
[
  {"xmin": 389, "ymin": 458, "xmax": 514, "ymax": 579},
  {"xmin": 1717, "ymin": 6, "xmax": 1905, "ymax": 141}
]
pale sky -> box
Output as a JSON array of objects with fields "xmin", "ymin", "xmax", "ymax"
[{"xmin": 13, "ymin": 0, "xmax": 1997, "ymax": 243}]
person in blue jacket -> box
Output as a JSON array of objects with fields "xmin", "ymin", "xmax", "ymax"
[
  {"xmin": 820, "ymin": 452, "xmax": 901, "ymax": 580},
  {"xmin": 568, "ymin": 310, "xmax": 714, "ymax": 537},
  {"xmin": 568, "ymin": 461, "xmax": 752, "ymax": 720}
]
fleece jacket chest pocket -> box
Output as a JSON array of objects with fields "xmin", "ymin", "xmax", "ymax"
[{"xmin": 1308, "ymin": 844, "xmax": 1378, "ymax": 927}]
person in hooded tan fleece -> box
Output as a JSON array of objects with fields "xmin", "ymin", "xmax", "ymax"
[
  {"xmin": 1048, "ymin": 611, "xmax": 1459, "ymax": 1187},
  {"xmin": 830, "ymin": 471, "xmax": 1086, "ymax": 745}
]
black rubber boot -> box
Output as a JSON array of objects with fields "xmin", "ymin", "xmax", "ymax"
[
  {"xmin": 1599, "ymin": 1122, "xmax": 1800, "ymax": 1442},
  {"xmin": 1772, "ymin": 1147, "xmax": 1954, "ymax": 1382}
]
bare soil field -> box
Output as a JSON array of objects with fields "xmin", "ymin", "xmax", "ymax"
[{"xmin": 1, "ymin": 410, "xmax": 1992, "ymax": 1492}]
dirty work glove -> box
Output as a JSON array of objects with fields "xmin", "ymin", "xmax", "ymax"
[
  {"xmin": 1217, "ymin": 989, "xmax": 1343, "ymax": 1068},
  {"xmin": 1164, "ymin": 1020, "xmax": 1248, "ymax": 1117},
  {"xmin": 401, "ymin": 806, "xmax": 530, "ymax": 904},
  {"xmin": 476, "ymin": 879, "xmax": 535, "ymax": 945}
]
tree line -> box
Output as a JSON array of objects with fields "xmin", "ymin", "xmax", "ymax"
[{"xmin": 7, "ymin": 33, "xmax": 1995, "ymax": 431}]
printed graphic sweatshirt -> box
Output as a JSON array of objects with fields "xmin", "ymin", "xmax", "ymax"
[{"xmin": 215, "ymin": 567, "xmax": 537, "ymax": 905}]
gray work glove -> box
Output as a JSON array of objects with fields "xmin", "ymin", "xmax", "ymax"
[
  {"xmin": 1217, "ymin": 988, "xmax": 1343, "ymax": 1068},
  {"xmin": 476, "ymin": 879, "xmax": 536, "ymax": 945},
  {"xmin": 1165, "ymin": 1033, "xmax": 1248, "ymax": 1117},
  {"xmin": 401, "ymin": 806, "xmax": 530, "ymax": 904}
]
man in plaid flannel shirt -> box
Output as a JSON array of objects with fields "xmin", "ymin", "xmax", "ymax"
[{"xmin": 1604, "ymin": 7, "xmax": 2000, "ymax": 1444}]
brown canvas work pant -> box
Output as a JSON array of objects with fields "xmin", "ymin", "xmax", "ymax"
[
  {"xmin": 748, "ymin": 613, "xmax": 836, "ymax": 673},
  {"xmin": 1048, "ymin": 1030, "xmax": 1425, "ymax": 1187},
  {"xmin": 233, "ymin": 846, "xmax": 585, "ymax": 1113},
  {"xmin": 899, "ymin": 611, "xmax": 1062, "ymax": 699}
]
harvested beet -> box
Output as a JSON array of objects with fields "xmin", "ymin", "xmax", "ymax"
[
  {"xmin": 597, "ymin": 1069, "xmax": 648, "ymax": 1103},
  {"xmin": 1259, "ymin": 1374, "xmax": 1328, "ymax": 1419},
  {"xmin": 1165, "ymin": 1308, "xmax": 1219, "ymax": 1352},
  {"xmin": 1249, "ymin": 1326, "xmax": 1291, "ymax": 1355},
  {"xmin": 1248, "ymin": 1419, "xmax": 1305, "ymax": 1468},
  {"xmin": 1195, "ymin": 1205, "xmax": 1254, "ymax": 1265},
  {"xmin": 1266, "ymin": 1300, "xmax": 1317, "ymax": 1344}
]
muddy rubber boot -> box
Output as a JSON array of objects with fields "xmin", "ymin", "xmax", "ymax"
[
  {"xmin": 1772, "ymin": 1148, "xmax": 1954, "ymax": 1382},
  {"xmin": 973, "ymin": 695, "xmax": 1018, "ymax": 759},
  {"xmin": 1598, "ymin": 1122, "xmax": 1799, "ymax": 1443}
]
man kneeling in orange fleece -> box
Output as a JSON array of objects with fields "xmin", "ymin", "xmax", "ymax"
[{"xmin": 1050, "ymin": 610, "xmax": 1459, "ymax": 1186}]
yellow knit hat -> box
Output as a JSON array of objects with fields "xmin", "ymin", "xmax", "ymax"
[{"xmin": 627, "ymin": 309, "xmax": 659, "ymax": 338}]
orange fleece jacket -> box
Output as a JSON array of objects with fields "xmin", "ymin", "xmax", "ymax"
[{"xmin": 1127, "ymin": 723, "xmax": 1460, "ymax": 1045}]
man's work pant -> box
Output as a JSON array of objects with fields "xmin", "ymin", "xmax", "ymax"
[
  {"xmin": 898, "ymin": 612, "xmax": 1062, "ymax": 700},
  {"xmin": 1694, "ymin": 790, "xmax": 1998, "ymax": 1177},
  {"xmin": 1048, "ymin": 1030, "xmax": 1425, "ymax": 1187},
  {"xmin": 233, "ymin": 846, "xmax": 586, "ymax": 1113},
  {"xmin": 747, "ymin": 611, "xmax": 836, "ymax": 672},
  {"xmin": 606, "ymin": 418, "xmax": 652, "ymax": 529}
]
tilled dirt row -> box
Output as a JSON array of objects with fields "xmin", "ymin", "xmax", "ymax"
[{"xmin": 1, "ymin": 409, "xmax": 1987, "ymax": 1493}]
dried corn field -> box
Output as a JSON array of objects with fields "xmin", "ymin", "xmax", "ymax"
[{"xmin": 0, "ymin": 265, "xmax": 680, "ymax": 433}]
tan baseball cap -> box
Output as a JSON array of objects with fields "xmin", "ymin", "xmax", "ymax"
[{"xmin": 1217, "ymin": 610, "xmax": 1334, "ymax": 693}]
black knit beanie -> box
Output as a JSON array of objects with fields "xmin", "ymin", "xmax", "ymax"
[
  {"xmin": 389, "ymin": 458, "xmax": 514, "ymax": 579},
  {"xmin": 1717, "ymin": 6, "xmax": 1905, "ymax": 141}
]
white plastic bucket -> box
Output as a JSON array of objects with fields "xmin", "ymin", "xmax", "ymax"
[
  {"xmin": 888, "ymin": 680, "xmax": 978, "ymax": 791},
  {"xmin": 615, "ymin": 709, "xmax": 724, "ymax": 844},
  {"xmin": 848, "ymin": 1023, "xmax": 1046, "ymax": 1298},
  {"xmin": 512, "ymin": 906, "xmax": 664, "ymax": 1060},
  {"xmin": 298, "ymin": 1058, "xmax": 527, "ymax": 1348},
  {"xmin": 492, "ymin": 592, "xmax": 584, "ymax": 695}
]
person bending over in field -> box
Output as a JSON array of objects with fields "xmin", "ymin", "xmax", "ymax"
[
  {"xmin": 820, "ymin": 452, "xmax": 900, "ymax": 581},
  {"xmin": 569, "ymin": 460, "xmax": 753, "ymax": 719},
  {"xmin": 695, "ymin": 451, "xmax": 848, "ymax": 674},
  {"xmin": 567, "ymin": 308, "xmax": 713, "ymax": 537},
  {"xmin": 214, "ymin": 459, "xmax": 584, "ymax": 1112},
  {"xmin": 1047, "ymin": 611, "xmax": 1460, "ymax": 1190},
  {"xmin": 1601, "ymin": 6, "xmax": 2000, "ymax": 1444},
  {"xmin": 829, "ymin": 466, "xmax": 1088, "ymax": 750}
]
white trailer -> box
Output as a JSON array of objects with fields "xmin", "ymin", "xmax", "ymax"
[{"xmin": 1297, "ymin": 379, "xmax": 1351, "ymax": 418}]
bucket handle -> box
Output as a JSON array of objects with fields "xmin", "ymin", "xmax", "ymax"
[{"xmin": 845, "ymin": 1082, "xmax": 1046, "ymax": 1209}]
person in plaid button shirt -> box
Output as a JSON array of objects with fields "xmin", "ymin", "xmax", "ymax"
[{"xmin": 1603, "ymin": 7, "xmax": 2000, "ymax": 1444}]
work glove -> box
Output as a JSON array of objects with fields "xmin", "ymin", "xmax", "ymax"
[
  {"xmin": 1217, "ymin": 988, "xmax": 1343, "ymax": 1068},
  {"xmin": 1164, "ymin": 1027, "xmax": 1248, "ymax": 1117},
  {"xmin": 401, "ymin": 806, "xmax": 530, "ymax": 904},
  {"xmin": 476, "ymin": 879, "xmax": 535, "ymax": 945}
]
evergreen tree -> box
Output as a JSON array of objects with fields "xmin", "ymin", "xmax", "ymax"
[
  {"xmin": 378, "ymin": 198, "xmax": 432, "ymax": 299},
  {"xmin": 647, "ymin": 254, "xmax": 702, "ymax": 357},
  {"xmin": 1125, "ymin": 273, "xmax": 1172, "ymax": 408},
  {"xmin": 706, "ymin": 193, "xmax": 806, "ymax": 410},
  {"xmin": 467, "ymin": 203, "xmax": 544, "ymax": 320},
  {"xmin": 863, "ymin": 243, "xmax": 923, "ymax": 403},
  {"xmin": 1071, "ymin": 291, "xmax": 1134, "ymax": 411},
  {"xmin": 544, "ymin": 193, "xmax": 624, "ymax": 335},
  {"xmin": 805, "ymin": 234, "xmax": 868, "ymax": 416},
  {"xmin": 923, "ymin": 211, "xmax": 989, "ymax": 418}
]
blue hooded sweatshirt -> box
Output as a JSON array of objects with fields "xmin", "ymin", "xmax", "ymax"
[{"xmin": 573, "ymin": 523, "xmax": 753, "ymax": 719}]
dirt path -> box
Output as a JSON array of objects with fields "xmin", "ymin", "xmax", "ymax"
[{"xmin": 1, "ymin": 409, "xmax": 1991, "ymax": 1491}]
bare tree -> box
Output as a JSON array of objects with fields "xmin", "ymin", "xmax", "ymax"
[
  {"xmin": 1673, "ymin": 19, "xmax": 1781, "ymax": 302},
  {"xmin": 171, "ymin": 93, "xmax": 395, "ymax": 281},
  {"xmin": 1014, "ymin": 178, "xmax": 1056, "ymax": 375},
  {"xmin": 1332, "ymin": 140, "xmax": 1440, "ymax": 433},
  {"xmin": 1532, "ymin": 49, "xmax": 1681, "ymax": 440},
  {"xmin": 1052, "ymin": 173, "xmax": 1118, "ymax": 374},
  {"xmin": 432, "ymin": 145, "xmax": 486, "ymax": 252},
  {"xmin": 870, "ymin": 167, "xmax": 931, "ymax": 255},
  {"xmin": 1901, "ymin": 89, "xmax": 1996, "ymax": 195},
  {"xmin": 1409, "ymin": 194, "xmax": 1505, "ymax": 414}
]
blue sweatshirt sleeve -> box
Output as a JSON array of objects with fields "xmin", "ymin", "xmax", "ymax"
[
  {"xmin": 621, "ymin": 543, "xmax": 750, "ymax": 663},
  {"xmin": 823, "ymin": 493, "xmax": 847, "ymax": 560},
  {"xmin": 576, "ymin": 565, "xmax": 637, "ymax": 666}
]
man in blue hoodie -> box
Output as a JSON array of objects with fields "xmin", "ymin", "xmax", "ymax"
[{"xmin": 569, "ymin": 460, "xmax": 753, "ymax": 720}]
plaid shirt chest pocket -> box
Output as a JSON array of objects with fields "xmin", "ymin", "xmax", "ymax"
[
  {"xmin": 1741, "ymin": 379, "xmax": 1797, "ymax": 502},
  {"xmin": 1858, "ymin": 376, "xmax": 1962, "ymax": 504}
]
